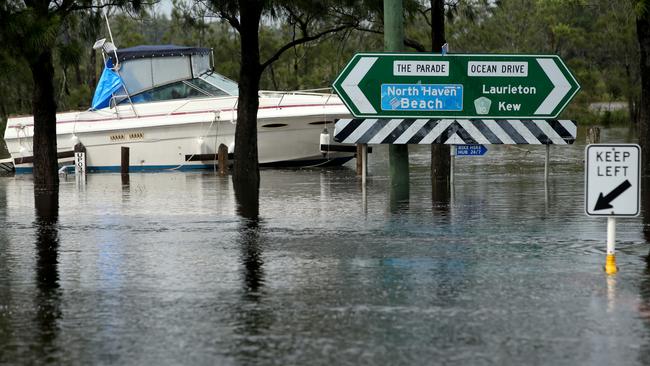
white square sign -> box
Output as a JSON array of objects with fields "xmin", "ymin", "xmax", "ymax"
[{"xmin": 585, "ymin": 144, "xmax": 640, "ymax": 217}]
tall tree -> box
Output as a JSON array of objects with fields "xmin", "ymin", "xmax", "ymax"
[
  {"xmin": 638, "ymin": 0, "xmax": 650, "ymax": 176},
  {"xmin": 1, "ymin": 0, "xmax": 61, "ymax": 191},
  {"xmin": 206, "ymin": 0, "xmax": 358, "ymax": 201},
  {"xmin": 0, "ymin": 0, "xmax": 141, "ymax": 192},
  {"xmin": 428, "ymin": 0, "xmax": 449, "ymax": 184},
  {"xmin": 226, "ymin": 0, "xmax": 264, "ymax": 208}
]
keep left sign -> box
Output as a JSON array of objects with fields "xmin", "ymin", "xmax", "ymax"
[{"xmin": 585, "ymin": 144, "xmax": 641, "ymax": 217}]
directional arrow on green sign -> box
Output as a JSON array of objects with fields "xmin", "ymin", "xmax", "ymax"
[{"xmin": 332, "ymin": 53, "xmax": 580, "ymax": 119}]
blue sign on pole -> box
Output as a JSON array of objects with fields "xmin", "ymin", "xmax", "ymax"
[{"xmin": 456, "ymin": 144, "xmax": 487, "ymax": 156}]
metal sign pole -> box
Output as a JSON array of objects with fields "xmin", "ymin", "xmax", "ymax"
[
  {"xmin": 450, "ymin": 145, "xmax": 456, "ymax": 186},
  {"xmin": 362, "ymin": 144, "xmax": 368, "ymax": 186},
  {"xmin": 585, "ymin": 144, "xmax": 641, "ymax": 274},
  {"xmin": 606, "ymin": 217, "xmax": 617, "ymax": 274},
  {"xmin": 544, "ymin": 144, "xmax": 550, "ymax": 182}
]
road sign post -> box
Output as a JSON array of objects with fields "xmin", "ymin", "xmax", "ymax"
[
  {"xmin": 333, "ymin": 53, "xmax": 580, "ymax": 119},
  {"xmin": 585, "ymin": 144, "xmax": 641, "ymax": 274},
  {"xmin": 383, "ymin": 0, "xmax": 410, "ymax": 195}
]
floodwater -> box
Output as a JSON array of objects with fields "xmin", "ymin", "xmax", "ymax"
[{"xmin": 2, "ymin": 126, "xmax": 650, "ymax": 365}]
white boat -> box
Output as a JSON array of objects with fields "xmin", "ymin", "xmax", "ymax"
[{"xmin": 3, "ymin": 44, "xmax": 355, "ymax": 173}]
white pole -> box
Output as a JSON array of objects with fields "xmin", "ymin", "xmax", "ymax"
[
  {"xmin": 450, "ymin": 145, "xmax": 456, "ymax": 186},
  {"xmin": 103, "ymin": 9, "xmax": 115, "ymax": 46},
  {"xmin": 607, "ymin": 217, "xmax": 616, "ymax": 254},
  {"xmin": 606, "ymin": 216, "xmax": 617, "ymax": 274},
  {"xmin": 362, "ymin": 176, "xmax": 367, "ymax": 215},
  {"xmin": 361, "ymin": 144, "xmax": 368, "ymax": 186},
  {"xmin": 544, "ymin": 144, "xmax": 550, "ymax": 182}
]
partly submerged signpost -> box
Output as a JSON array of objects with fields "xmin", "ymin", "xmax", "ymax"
[
  {"xmin": 585, "ymin": 144, "xmax": 641, "ymax": 275},
  {"xmin": 332, "ymin": 53, "xmax": 580, "ymax": 119},
  {"xmin": 332, "ymin": 52, "xmax": 580, "ymax": 196}
]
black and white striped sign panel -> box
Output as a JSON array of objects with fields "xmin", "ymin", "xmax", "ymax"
[{"xmin": 334, "ymin": 119, "xmax": 576, "ymax": 145}]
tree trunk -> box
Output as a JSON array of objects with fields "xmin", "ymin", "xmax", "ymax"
[
  {"xmin": 29, "ymin": 49, "xmax": 59, "ymax": 192},
  {"xmin": 385, "ymin": 0, "xmax": 410, "ymax": 194},
  {"xmin": 638, "ymin": 11, "xmax": 650, "ymax": 177},
  {"xmin": 430, "ymin": 0, "xmax": 450, "ymax": 183},
  {"xmin": 431, "ymin": 0, "xmax": 445, "ymax": 49},
  {"xmin": 233, "ymin": 0, "xmax": 263, "ymax": 218}
]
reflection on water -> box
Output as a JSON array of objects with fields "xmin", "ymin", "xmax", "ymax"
[
  {"xmin": 639, "ymin": 176, "xmax": 650, "ymax": 365},
  {"xmin": 121, "ymin": 172, "xmax": 129, "ymax": 188},
  {"xmin": 639, "ymin": 240, "xmax": 650, "ymax": 365},
  {"xmin": 3, "ymin": 127, "xmax": 650, "ymax": 364},
  {"xmin": 234, "ymin": 209, "xmax": 271, "ymax": 363},
  {"xmin": 643, "ymin": 177, "xmax": 650, "ymax": 241},
  {"xmin": 34, "ymin": 190, "xmax": 61, "ymax": 363},
  {"xmin": 389, "ymin": 182, "xmax": 410, "ymax": 213},
  {"xmin": 389, "ymin": 145, "xmax": 410, "ymax": 213},
  {"xmin": 234, "ymin": 178, "xmax": 260, "ymax": 220},
  {"xmin": 239, "ymin": 218, "xmax": 264, "ymax": 296},
  {"xmin": 432, "ymin": 177, "xmax": 451, "ymax": 218}
]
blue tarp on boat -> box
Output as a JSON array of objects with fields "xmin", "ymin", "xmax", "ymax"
[{"xmin": 91, "ymin": 60, "xmax": 124, "ymax": 110}]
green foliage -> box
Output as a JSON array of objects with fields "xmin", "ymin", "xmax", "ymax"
[
  {"xmin": 410, "ymin": 0, "xmax": 640, "ymax": 124},
  {"xmin": 0, "ymin": 47, "xmax": 33, "ymax": 117},
  {"xmin": 0, "ymin": 0, "xmax": 148, "ymax": 118},
  {"xmin": 0, "ymin": 0, "xmax": 642, "ymax": 125},
  {"xmin": 636, "ymin": 0, "xmax": 649, "ymax": 16}
]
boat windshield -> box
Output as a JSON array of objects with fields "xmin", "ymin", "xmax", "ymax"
[
  {"xmin": 200, "ymin": 72, "xmax": 239, "ymax": 96},
  {"xmin": 118, "ymin": 71, "xmax": 239, "ymax": 105}
]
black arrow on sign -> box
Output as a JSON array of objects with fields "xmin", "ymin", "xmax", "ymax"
[{"xmin": 594, "ymin": 180, "xmax": 632, "ymax": 211}]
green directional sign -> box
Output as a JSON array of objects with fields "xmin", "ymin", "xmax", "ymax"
[{"xmin": 332, "ymin": 53, "xmax": 580, "ymax": 119}]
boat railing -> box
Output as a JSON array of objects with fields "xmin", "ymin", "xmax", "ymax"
[
  {"xmin": 163, "ymin": 88, "xmax": 340, "ymax": 117},
  {"xmin": 103, "ymin": 88, "xmax": 341, "ymax": 120},
  {"xmin": 167, "ymin": 95, "xmax": 239, "ymax": 118},
  {"xmin": 258, "ymin": 88, "xmax": 341, "ymax": 109},
  {"xmin": 109, "ymin": 94, "xmax": 139, "ymax": 119}
]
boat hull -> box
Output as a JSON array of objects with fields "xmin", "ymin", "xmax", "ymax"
[{"xmin": 4, "ymin": 94, "xmax": 355, "ymax": 172}]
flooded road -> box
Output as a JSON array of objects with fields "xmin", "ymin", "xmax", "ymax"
[{"xmin": 2, "ymin": 127, "xmax": 650, "ymax": 365}]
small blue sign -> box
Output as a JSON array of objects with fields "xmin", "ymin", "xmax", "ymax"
[
  {"xmin": 456, "ymin": 144, "xmax": 487, "ymax": 156},
  {"xmin": 380, "ymin": 84, "xmax": 463, "ymax": 111}
]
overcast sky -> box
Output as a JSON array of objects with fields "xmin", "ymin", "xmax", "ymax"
[{"xmin": 154, "ymin": 0, "xmax": 174, "ymax": 16}]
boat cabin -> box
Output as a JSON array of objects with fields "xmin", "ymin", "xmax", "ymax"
[{"xmin": 92, "ymin": 45, "xmax": 238, "ymax": 110}]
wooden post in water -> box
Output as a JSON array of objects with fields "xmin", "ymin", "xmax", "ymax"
[
  {"xmin": 121, "ymin": 147, "xmax": 130, "ymax": 175},
  {"xmin": 586, "ymin": 127, "xmax": 601, "ymax": 144},
  {"xmin": 356, "ymin": 145, "xmax": 363, "ymax": 176},
  {"xmin": 356, "ymin": 144, "xmax": 368, "ymax": 184},
  {"xmin": 121, "ymin": 172, "xmax": 130, "ymax": 186},
  {"xmin": 218, "ymin": 143, "xmax": 229, "ymax": 176}
]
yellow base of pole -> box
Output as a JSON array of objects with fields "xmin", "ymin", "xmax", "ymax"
[{"xmin": 605, "ymin": 254, "xmax": 618, "ymax": 275}]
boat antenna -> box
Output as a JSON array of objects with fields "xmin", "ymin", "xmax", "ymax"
[
  {"xmin": 103, "ymin": 9, "xmax": 115, "ymax": 46},
  {"xmin": 101, "ymin": 5, "xmax": 119, "ymax": 68}
]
